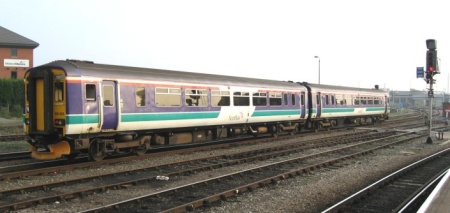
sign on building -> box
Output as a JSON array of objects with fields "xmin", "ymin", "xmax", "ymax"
[{"xmin": 4, "ymin": 59, "xmax": 30, "ymax": 68}]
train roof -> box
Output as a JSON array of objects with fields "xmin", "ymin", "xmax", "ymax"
[
  {"xmin": 31, "ymin": 60, "xmax": 304, "ymax": 90},
  {"xmin": 301, "ymin": 82, "xmax": 388, "ymax": 95}
]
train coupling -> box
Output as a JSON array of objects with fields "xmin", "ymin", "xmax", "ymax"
[{"xmin": 30, "ymin": 141, "xmax": 71, "ymax": 160}]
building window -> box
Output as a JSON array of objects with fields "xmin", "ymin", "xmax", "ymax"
[
  {"xmin": 11, "ymin": 71, "xmax": 17, "ymax": 79},
  {"xmin": 11, "ymin": 48, "xmax": 17, "ymax": 58}
]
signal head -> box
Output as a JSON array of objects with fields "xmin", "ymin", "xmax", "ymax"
[{"xmin": 426, "ymin": 39, "xmax": 437, "ymax": 50}]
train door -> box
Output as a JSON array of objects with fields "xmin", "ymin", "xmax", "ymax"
[
  {"xmin": 26, "ymin": 69, "xmax": 54, "ymax": 134},
  {"xmin": 300, "ymin": 92, "xmax": 306, "ymax": 119},
  {"xmin": 101, "ymin": 81, "xmax": 118, "ymax": 130},
  {"xmin": 316, "ymin": 92, "xmax": 322, "ymax": 117}
]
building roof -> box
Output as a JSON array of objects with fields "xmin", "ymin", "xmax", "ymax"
[{"xmin": 0, "ymin": 26, "xmax": 39, "ymax": 48}]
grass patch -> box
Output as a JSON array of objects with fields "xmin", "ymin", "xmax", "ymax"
[
  {"xmin": 0, "ymin": 126, "xmax": 24, "ymax": 136},
  {"xmin": 0, "ymin": 141, "xmax": 29, "ymax": 153}
]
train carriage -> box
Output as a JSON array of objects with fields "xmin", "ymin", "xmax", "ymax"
[
  {"xmin": 301, "ymin": 82, "xmax": 389, "ymax": 129},
  {"xmin": 24, "ymin": 60, "xmax": 308, "ymax": 160}
]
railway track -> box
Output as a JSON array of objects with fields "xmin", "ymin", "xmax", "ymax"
[
  {"xmin": 0, "ymin": 151, "xmax": 31, "ymax": 161},
  {"xmin": 77, "ymin": 132, "xmax": 420, "ymax": 212},
  {"xmin": 322, "ymin": 148, "xmax": 450, "ymax": 213},
  {"xmin": 0, "ymin": 128, "xmax": 368, "ymax": 180},
  {"xmin": 0, "ymin": 129, "xmax": 419, "ymax": 212},
  {"xmin": 0, "ymin": 127, "xmax": 355, "ymax": 180}
]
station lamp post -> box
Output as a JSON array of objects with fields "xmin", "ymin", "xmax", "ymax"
[{"xmin": 314, "ymin": 56, "xmax": 321, "ymax": 84}]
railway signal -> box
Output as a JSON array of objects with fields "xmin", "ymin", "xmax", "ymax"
[
  {"xmin": 424, "ymin": 39, "xmax": 438, "ymax": 144},
  {"xmin": 426, "ymin": 50, "xmax": 438, "ymax": 73}
]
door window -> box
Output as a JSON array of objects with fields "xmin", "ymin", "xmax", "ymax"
[{"xmin": 103, "ymin": 85, "xmax": 114, "ymax": 106}]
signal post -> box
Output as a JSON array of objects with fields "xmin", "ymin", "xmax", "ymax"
[{"xmin": 424, "ymin": 39, "xmax": 439, "ymax": 144}]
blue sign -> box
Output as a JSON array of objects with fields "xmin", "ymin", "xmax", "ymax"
[{"xmin": 416, "ymin": 67, "xmax": 424, "ymax": 78}]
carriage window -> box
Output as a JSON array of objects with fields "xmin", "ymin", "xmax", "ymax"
[
  {"xmin": 86, "ymin": 84, "xmax": 96, "ymax": 101},
  {"xmin": 336, "ymin": 95, "xmax": 342, "ymax": 105},
  {"xmin": 368, "ymin": 98, "xmax": 374, "ymax": 105},
  {"xmin": 54, "ymin": 80, "xmax": 64, "ymax": 103},
  {"xmin": 361, "ymin": 97, "xmax": 367, "ymax": 105},
  {"xmin": 253, "ymin": 92, "xmax": 267, "ymax": 106},
  {"xmin": 234, "ymin": 91, "xmax": 250, "ymax": 106},
  {"xmin": 103, "ymin": 85, "xmax": 114, "ymax": 106},
  {"xmin": 156, "ymin": 87, "xmax": 181, "ymax": 106},
  {"xmin": 331, "ymin": 96, "xmax": 335, "ymax": 105},
  {"xmin": 269, "ymin": 92, "xmax": 282, "ymax": 106},
  {"xmin": 284, "ymin": 94, "xmax": 288, "ymax": 105},
  {"xmin": 354, "ymin": 97, "xmax": 360, "ymax": 105},
  {"xmin": 345, "ymin": 97, "xmax": 351, "ymax": 105},
  {"xmin": 300, "ymin": 92, "xmax": 305, "ymax": 106},
  {"xmin": 325, "ymin": 95, "xmax": 329, "ymax": 105},
  {"xmin": 316, "ymin": 94, "xmax": 320, "ymax": 105},
  {"xmin": 136, "ymin": 87, "xmax": 146, "ymax": 107},
  {"xmin": 212, "ymin": 90, "xmax": 230, "ymax": 106},
  {"xmin": 291, "ymin": 94, "xmax": 296, "ymax": 106},
  {"xmin": 185, "ymin": 89, "xmax": 208, "ymax": 107},
  {"xmin": 374, "ymin": 98, "xmax": 380, "ymax": 105}
]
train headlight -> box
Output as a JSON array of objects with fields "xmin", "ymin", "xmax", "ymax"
[{"xmin": 54, "ymin": 119, "xmax": 66, "ymax": 126}]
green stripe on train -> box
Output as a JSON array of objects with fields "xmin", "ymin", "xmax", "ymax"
[
  {"xmin": 66, "ymin": 112, "xmax": 220, "ymax": 124},
  {"xmin": 321, "ymin": 107, "xmax": 385, "ymax": 113},
  {"xmin": 251, "ymin": 110, "xmax": 300, "ymax": 117},
  {"xmin": 67, "ymin": 114, "xmax": 99, "ymax": 124},
  {"xmin": 366, "ymin": 107, "xmax": 386, "ymax": 112},
  {"xmin": 322, "ymin": 108, "xmax": 355, "ymax": 113},
  {"xmin": 121, "ymin": 112, "xmax": 220, "ymax": 122}
]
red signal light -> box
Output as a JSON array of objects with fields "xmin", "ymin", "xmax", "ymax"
[{"xmin": 429, "ymin": 66, "xmax": 434, "ymax": 72}]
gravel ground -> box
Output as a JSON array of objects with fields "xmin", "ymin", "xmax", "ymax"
[
  {"xmin": 197, "ymin": 137, "xmax": 450, "ymax": 213},
  {"xmin": 2, "ymin": 114, "xmax": 449, "ymax": 213}
]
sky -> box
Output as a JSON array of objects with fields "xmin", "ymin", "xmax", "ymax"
[{"xmin": 1, "ymin": 0, "xmax": 448, "ymax": 92}]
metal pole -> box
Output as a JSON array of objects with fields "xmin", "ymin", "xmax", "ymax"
[
  {"xmin": 314, "ymin": 56, "xmax": 320, "ymax": 84},
  {"xmin": 318, "ymin": 58, "xmax": 321, "ymax": 84},
  {"xmin": 427, "ymin": 80, "xmax": 433, "ymax": 144}
]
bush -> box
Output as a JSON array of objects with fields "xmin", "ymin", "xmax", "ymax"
[{"xmin": 0, "ymin": 79, "xmax": 24, "ymax": 118}]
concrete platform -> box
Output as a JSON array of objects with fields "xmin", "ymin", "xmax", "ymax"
[{"xmin": 418, "ymin": 169, "xmax": 450, "ymax": 213}]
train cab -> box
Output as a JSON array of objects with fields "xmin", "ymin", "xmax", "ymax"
[{"xmin": 24, "ymin": 66, "xmax": 70, "ymax": 160}]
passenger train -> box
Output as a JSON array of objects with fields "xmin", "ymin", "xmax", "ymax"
[{"xmin": 24, "ymin": 60, "xmax": 390, "ymax": 160}]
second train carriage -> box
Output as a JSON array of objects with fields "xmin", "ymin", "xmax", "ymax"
[
  {"xmin": 24, "ymin": 60, "xmax": 310, "ymax": 160},
  {"xmin": 301, "ymin": 83, "xmax": 389, "ymax": 129}
]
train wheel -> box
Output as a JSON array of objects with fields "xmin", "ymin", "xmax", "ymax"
[
  {"xmin": 290, "ymin": 125, "xmax": 299, "ymax": 135},
  {"xmin": 271, "ymin": 125, "xmax": 278, "ymax": 137},
  {"xmin": 314, "ymin": 122, "xmax": 319, "ymax": 132},
  {"xmin": 89, "ymin": 140, "xmax": 105, "ymax": 161},
  {"xmin": 134, "ymin": 145, "xmax": 147, "ymax": 156}
]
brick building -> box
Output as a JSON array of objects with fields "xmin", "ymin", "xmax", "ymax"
[{"xmin": 0, "ymin": 26, "xmax": 39, "ymax": 79}]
